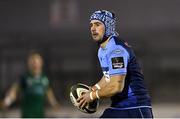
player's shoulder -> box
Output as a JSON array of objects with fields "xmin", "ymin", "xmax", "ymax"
[
  {"xmin": 107, "ymin": 36, "xmax": 129, "ymax": 56},
  {"xmin": 108, "ymin": 36, "xmax": 122, "ymax": 49},
  {"xmin": 41, "ymin": 73, "xmax": 49, "ymax": 81},
  {"xmin": 110, "ymin": 36, "xmax": 131, "ymax": 49},
  {"xmin": 41, "ymin": 73, "xmax": 49, "ymax": 85}
]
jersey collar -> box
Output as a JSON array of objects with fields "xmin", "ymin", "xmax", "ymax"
[{"xmin": 100, "ymin": 35, "xmax": 114, "ymax": 50}]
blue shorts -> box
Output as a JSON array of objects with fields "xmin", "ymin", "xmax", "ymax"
[{"xmin": 100, "ymin": 107, "xmax": 153, "ymax": 118}]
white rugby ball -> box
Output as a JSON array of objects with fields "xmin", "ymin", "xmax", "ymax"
[{"xmin": 69, "ymin": 83, "xmax": 99, "ymax": 114}]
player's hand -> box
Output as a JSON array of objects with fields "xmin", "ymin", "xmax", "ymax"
[
  {"xmin": 89, "ymin": 86, "xmax": 96, "ymax": 91},
  {"xmin": 0, "ymin": 101, "xmax": 8, "ymax": 110},
  {"xmin": 77, "ymin": 91, "xmax": 93, "ymax": 109}
]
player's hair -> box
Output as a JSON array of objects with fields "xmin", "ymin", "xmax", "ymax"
[{"xmin": 28, "ymin": 51, "xmax": 43, "ymax": 61}]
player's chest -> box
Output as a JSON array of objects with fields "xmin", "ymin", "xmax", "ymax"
[
  {"xmin": 25, "ymin": 78, "xmax": 47, "ymax": 94},
  {"xmin": 25, "ymin": 78, "xmax": 47, "ymax": 90},
  {"xmin": 98, "ymin": 50, "xmax": 109, "ymax": 69}
]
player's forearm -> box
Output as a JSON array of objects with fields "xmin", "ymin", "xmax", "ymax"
[
  {"xmin": 3, "ymin": 84, "xmax": 18, "ymax": 107},
  {"xmin": 92, "ymin": 76, "xmax": 107, "ymax": 90},
  {"xmin": 99, "ymin": 81, "xmax": 124, "ymax": 98},
  {"xmin": 48, "ymin": 96, "xmax": 58, "ymax": 107},
  {"xmin": 47, "ymin": 88, "xmax": 59, "ymax": 107},
  {"xmin": 91, "ymin": 75, "xmax": 125, "ymax": 100}
]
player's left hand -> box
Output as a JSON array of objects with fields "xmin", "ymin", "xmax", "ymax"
[{"xmin": 77, "ymin": 91, "xmax": 93, "ymax": 109}]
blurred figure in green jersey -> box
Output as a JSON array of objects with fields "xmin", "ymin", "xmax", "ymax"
[{"xmin": 1, "ymin": 52, "xmax": 60, "ymax": 118}]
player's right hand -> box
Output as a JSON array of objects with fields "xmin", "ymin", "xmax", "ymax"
[
  {"xmin": 89, "ymin": 86, "xmax": 97, "ymax": 91},
  {"xmin": 89, "ymin": 87, "xmax": 94, "ymax": 91},
  {"xmin": 0, "ymin": 101, "xmax": 8, "ymax": 110}
]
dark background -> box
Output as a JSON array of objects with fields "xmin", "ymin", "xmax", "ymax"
[{"xmin": 0, "ymin": 0, "xmax": 180, "ymax": 117}]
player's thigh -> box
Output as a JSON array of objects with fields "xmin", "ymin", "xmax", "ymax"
[
  {"xmin": 139, "ymin": 107, "xmax": 153, "ymax": 118},
  {"xmin": 100, "ymin": 108, "xmax": 130, "ymax": 118},
  {"xmin": 100, "ymin": 107, "xmax": 153, "ymax": 118},
  {"xmin": 129, "ymin": 107, "xmax": 153, "ymax": 118}
]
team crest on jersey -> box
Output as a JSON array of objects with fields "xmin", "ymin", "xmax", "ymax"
[{"xmin": 111, "ymin": 57, "xmax": 124, "ymax": 69}]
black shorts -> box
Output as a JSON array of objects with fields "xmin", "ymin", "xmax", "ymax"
[{"xmin": 100, "ymin": 107, "xmax": 153, "ymax": 118}]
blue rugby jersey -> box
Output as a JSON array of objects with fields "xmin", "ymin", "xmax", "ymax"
[{"xmin": 98, "ymin": 36, "xmax": 151, "ymax": 109}]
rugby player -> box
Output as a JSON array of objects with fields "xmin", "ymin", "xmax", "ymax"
[{"xmin": 77, "ymin": 10, "xmax": 153, "ymax": 118}]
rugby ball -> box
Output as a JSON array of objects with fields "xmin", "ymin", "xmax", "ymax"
[{"xmin": 69, "ymin": 83, "xmax": 99, "ymax": 114}]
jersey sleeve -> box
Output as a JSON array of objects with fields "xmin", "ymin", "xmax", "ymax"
[{"xmin": 107, "ymin": 46, "xmax": 129, "ymax": 76}]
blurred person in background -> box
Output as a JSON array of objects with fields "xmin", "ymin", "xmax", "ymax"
[
  {"xmin": 0, "ymin": 52, "xmax": 60, "ymax": 118},
  {"xmin": 77, "ymin": 10, "xmax": 153, "ymax": 118}
]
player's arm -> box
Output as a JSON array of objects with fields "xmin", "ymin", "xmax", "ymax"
[
  {"xmin": 1, "ymin": 83, "xmax": 19, "ymax": 108},
  {"xmin": 47, "ymin": 88, "xmax": 60, "ymax": 109},
  {"xmin": 78, "ymin": 47, "xmax": 129, "ymax": 108},
  {"xmin": 91, "ymin": 76, "xmax": 107, "ymax": 91},
  {"xmin": 93, "ymin": 47, "xmax": 129, "ymax": 99},
  {"xmin": 91, "ymin": 75, "xmax": 125, "ymax": 100},
  {"xmin": 78, "ymin": 75, "xmax": 125, "ymax": 108}
]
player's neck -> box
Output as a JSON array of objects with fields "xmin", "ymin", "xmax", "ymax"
[
  {"xmin": 100, "ymin": 36, "xmax": 111, "ymax": 48},
  {"xmin": 30, "ymin": 70, "xmax": 42, "ymax": 78}
]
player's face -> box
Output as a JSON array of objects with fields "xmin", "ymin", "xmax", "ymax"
[
  {"xmin": 28, "ymin": 56, "xmax": 43, "ymax": 75},
  {"xmin": 90, "ymin": 20, "xmax": 105, "ymax": 42}
]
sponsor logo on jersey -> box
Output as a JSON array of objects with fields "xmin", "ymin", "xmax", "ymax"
[
  {"xmin": 111, "ymin": 57, "xmax": 124, "ymax": 69},
  {"xmin": 111, "ymin": 49, "xmax": 124, "ymax": 55}
]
